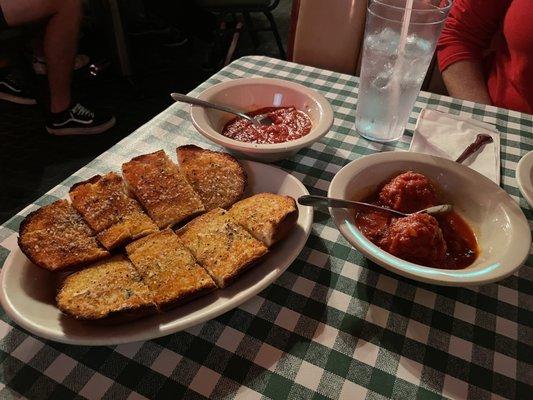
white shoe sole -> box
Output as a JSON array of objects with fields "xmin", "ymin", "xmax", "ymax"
[
  {"xmin": 46, "ymin": 117, "xmax": 116, "ymax": 136},
  {"xmin": 0, "ymin": 92, "xmax": 37, "ymax": 105}
]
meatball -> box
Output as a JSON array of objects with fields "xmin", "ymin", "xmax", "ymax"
[
  {"xmin": 379, "ymin": 213, "xmax": 447, "ymax": 266},
  {"xmin": 379, "ymin": 171, "xmax": 438, "ymax": 213}
]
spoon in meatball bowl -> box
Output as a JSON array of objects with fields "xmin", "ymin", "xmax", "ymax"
[{"xmin": 297, "ymin": 195, "xmax": 452, "ymax": 217}]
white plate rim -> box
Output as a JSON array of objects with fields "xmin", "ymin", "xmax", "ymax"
[
  {"xmin": 516, "ymin": 150, "xmax": 533, "ymax": 208},
  {"xmin": 0, "ymin": 161, "xmax": 313, "ymax": 345},
  {"xmin": 328, "ymin": 151, "xmax": 531, "ymax": 287}
]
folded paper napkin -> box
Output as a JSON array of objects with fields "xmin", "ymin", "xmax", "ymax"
[{"xmin": 410, "ymin": 108, "xmax": 500, "ymax": 184}]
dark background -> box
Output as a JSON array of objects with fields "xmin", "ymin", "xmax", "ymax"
[{"xmin": 0, "ymin": 0, "xmax": 292, "ymax": 223}]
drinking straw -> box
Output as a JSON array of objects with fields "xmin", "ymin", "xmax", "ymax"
[
  {"xmin": 399, "ymin": 0, "xmax": 414, "ymax": 55},
  {"xmin": 388, "ymin": 0, "xmax": 414, "ymax": 138}
]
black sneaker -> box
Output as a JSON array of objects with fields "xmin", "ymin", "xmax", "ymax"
[
  {"xmin": 46, "ymin": 103, "xmax": 116, "ymax": 136},
  {"xmin": 0, "ymin": 71, "xmax": 37, "ymax": 105}
]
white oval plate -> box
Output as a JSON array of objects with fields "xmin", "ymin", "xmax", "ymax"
[
  {"xmin": 0, "ymin": 161, "xmax": 312, "ymax": 345},
  {"xmin": 328, "ymin": 152, "xmax": 531, "ymax": 287},
  {"xmin": 517, "ymin": 150, "xmax": 533, "ymax": 208}
]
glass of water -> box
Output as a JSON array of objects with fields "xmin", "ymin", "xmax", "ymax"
[{"xmin": 355, "ymin": 0, "xmax": 452, "ymax": 142}]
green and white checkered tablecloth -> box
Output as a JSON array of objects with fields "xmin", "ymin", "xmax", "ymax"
[{"xmin": 0, "ymin": 56, "xmax": 531, "ymax": 400}]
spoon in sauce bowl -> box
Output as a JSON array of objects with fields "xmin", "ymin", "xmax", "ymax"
[
  {"xmin": 170, "ymin": 93, "xmax": 273, "ymax": 127},
  {"xmin": 298, "ymin": 195, "xmax": 453, "ymax": 217}
]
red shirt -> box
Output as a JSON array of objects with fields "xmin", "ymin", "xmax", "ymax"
[{"xmin": 437, "ymin": 0, "xmax": 533, "ymax": 114}]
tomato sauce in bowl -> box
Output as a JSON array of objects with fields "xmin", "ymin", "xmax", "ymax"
[
  {"xmin": 354, "ymin": 171, "xmax": 478, "ymax": 269},
  {"xmin": 221, "ymin": 106, "xmax": 312, "ymax": 144}
]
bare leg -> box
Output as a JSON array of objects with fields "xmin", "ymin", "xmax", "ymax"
[{"xmin": 1, "ymin": 0, "xmax": 81, "ymax": 112}]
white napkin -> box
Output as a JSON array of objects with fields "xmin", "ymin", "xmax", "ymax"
[{"xmin": 410, "ymin": 109, "xmax": 500, "ymax": 184}]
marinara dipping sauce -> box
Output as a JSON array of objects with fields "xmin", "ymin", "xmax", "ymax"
[
  {"xmin": 354, "ymin": 171, "xmax": 478, "ymax": 269},
  {"xmin": 221, "ymin": 106, "xmax": 312, "ymax": 144}
]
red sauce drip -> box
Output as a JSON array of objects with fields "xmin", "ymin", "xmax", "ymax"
[
  {"xmin": 221, "ymin": 106, "xmax": 312, "ymax": 144},
  {"xmin": 354, "ymin": 172, "xmax": 478, "ymax": 270}
]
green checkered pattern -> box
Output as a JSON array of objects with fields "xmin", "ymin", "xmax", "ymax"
[{"xmin": 0, "ymin": 56, "xmax": 531, "ymax": 400}]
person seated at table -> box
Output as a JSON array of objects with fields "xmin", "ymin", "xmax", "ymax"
[
  {"xmin": 0, "ymin": 0, "xmax": 115, "ymax": 135},
  {"xmin": 436, "ymin": 0, "xmax": 532, "ymax": 114},
  {"xmin": 32, "ymin": 32, "xmax": 91, "ymax": 75}
]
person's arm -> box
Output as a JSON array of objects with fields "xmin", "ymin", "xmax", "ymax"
[
  {"xmin": 436, "ymin": 0, "xmax": 511, "ymax": 104},
  {"xmin": 441, "ymin": 60, "xmax": 492, "ymax": 104}
]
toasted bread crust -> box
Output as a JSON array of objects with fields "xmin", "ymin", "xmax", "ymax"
[
  {"xmin": 18, "ymin": 148, "xmax": 300, "ymax": 324},
  {"xmin": 122, "ymin": 150, "xmax": 205, "ymax": 228},
  {"xmin": 177, "ymin": 208, "xmax": 268, "ymax": 288},
  {"xmin": 125, "ymin": 229, "xmax": 216, "ymax": 309},
  {"xmin": 56, "ymin": 255, "xmax": 156, "ymax": 320},
  {"xmin": 227, "ymin": 193, "xmax": 299, "ymax": 247},
  {"xmin": 69, "ymin": 172, "xmax": 158, "ymax": 249},
  {"xmin": 70, "ymin": 174, "xmax": 102, "ymax": 192},
  {"xmin": 177, "ymin": 145, "xmax": 246, "ymax": 210},
  {"xmin": 18, "ymin": 200, "xmax": 109, "ymax": 271}
]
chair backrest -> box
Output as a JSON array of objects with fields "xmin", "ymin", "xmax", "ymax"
[
  {"xmin": 288, "ymin": 0, "xmax": 368, "ymax": 75},
  {"xmin": 288, "ymin": 0, "xmax": 448, "ymax": 95}
]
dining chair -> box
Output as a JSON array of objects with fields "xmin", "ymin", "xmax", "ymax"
[
  {"xmin": 287, "ymin": 0, "xmax": 368, "ymax": 75},
  {"xmin": 195, "ymin": 0, "xmax": 286, "ymax": 65},
  {"xmin": 287, "ymin": 0, "xmax": 447, "ymax": 94}
]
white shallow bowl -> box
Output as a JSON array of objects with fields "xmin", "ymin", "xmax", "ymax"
[
  {"xmin": 328, "ymin": 152, "xmax": 531, "ymax": 287},
  {"xmin": 516, "ymin": 150, "xmax": 533, "ymax": 208},
  {"xmin": 0, "ymin": 160, "xmax": 312, "ymax": 345},
  {"xmin": 190, "ymin": 77, "xmax": 334, "ymax": 162}
]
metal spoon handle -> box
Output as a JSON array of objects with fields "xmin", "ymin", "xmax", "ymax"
[
  {"xmin": 298, "ymin": 195, "xmax": 453, "ymax": 217},
  {"xmin": 297, "ymin": 195, "xmax": 406, "ymax": 217},
  {"xmin": 170, "ymin": 93, "xmax": 256, "ymax": 124},
  {"xmin": 455, "ymin": 133, "xmax": 493, "ymax": 164},
  {"xmin": 417, "ymin": 204, "xmax": 453, "ymax": 215}
]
